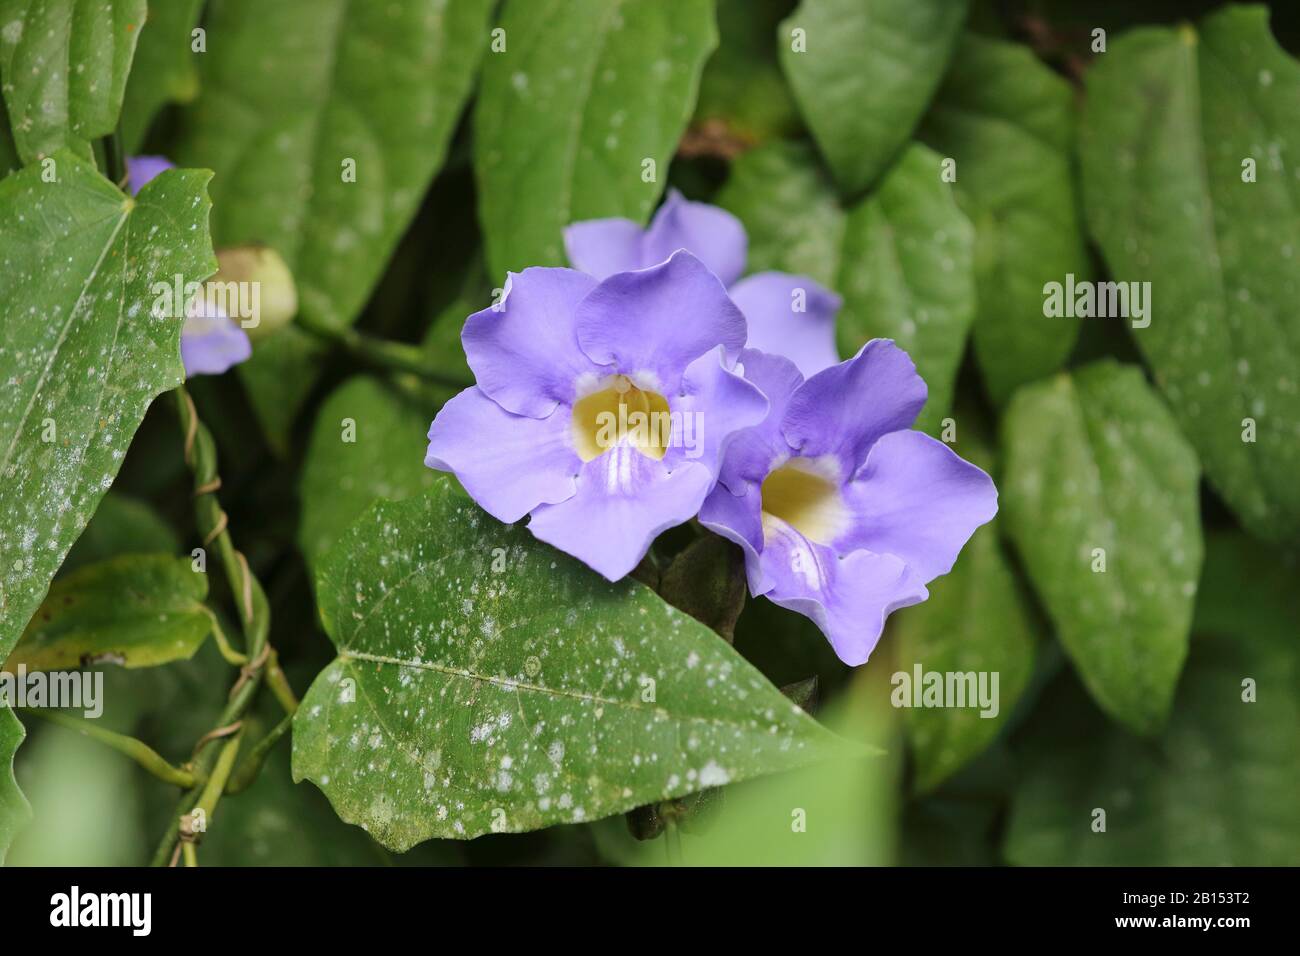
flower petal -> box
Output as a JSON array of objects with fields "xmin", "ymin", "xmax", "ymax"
[
  {"xmin": 758, "ymin": 522, "xmax": 928, "ymax": 666},
  {"xmin": 575, "ymin": 250, "xmax": 747, "ymax": 393},
  {"xmin": 180, "ymin": 301, "xmax": 251, "ymax": 377},
  {"xmin": 126, "ymin": 155, "xmax": 175, "ymax": 196},
  {"xmin": 663, "ymin": 346, "xmax": 769, "ymax": 476},
  {"xmin": 641, "ymin": 190, "xmax": 747, "ymax": 287},
  {"xmin": 839, "ymin": 430, "xmax": 998, "ymax": 582},
  {"xmin": 527, "ymin": 448, "xmax": 713, "ymax": 581},
  {"xmin": 716, "ymin": 348, "xmax": 804, "ymax": 495},
  {"xmin": 729, "ymin": 272, "xmax": 841, "ymax": 378},
  {"xmin": 698, "ymin": 482, "xmax": 766, "ymax": 591},
  {"xmin": 461, "ymin": 267, "xmax": 604, "ymax": 419},
  {"xmin": 425, "ymin": 388, "xmax": 580, "ymax": 523},
  {"xmin": 563, "ymin": 217, "xmax": 646, "ymax": 279},
  {"xmin": 782, "ymin": 339, "xmax": 927, "ymax": 475}
]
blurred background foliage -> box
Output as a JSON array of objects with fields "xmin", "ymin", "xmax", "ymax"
[{"xmin": 4, "ymin": 0, "xmax": 1298, "ymax": 866}]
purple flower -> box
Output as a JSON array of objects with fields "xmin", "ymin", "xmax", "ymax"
[
  {"xmin": 699, "ymin": 342, "xmax": 997, "ymax": 665},
  {"xmin": 127, "ymin": 156, "xmax": 251, "ymax": 378},
  {"xmin": 426, "ymin": 252, "xmax": 768, "ymax": 581},
  {"xmin": 565, "ymin": 190, "xmax": 842, "ymax": 378}
]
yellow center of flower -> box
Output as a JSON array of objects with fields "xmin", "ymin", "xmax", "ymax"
[
  {"xmin": 571, "ymin": 375, "xmax": 673, "ymax": 462},
  {"xmin": 760, "ymin": 460, "xmax": 846, "ymax": 545}
]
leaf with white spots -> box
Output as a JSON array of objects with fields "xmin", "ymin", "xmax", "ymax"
[
  {"xmin": 1080, "ymin": 5, "xmax": 1300, "ymax": 543},
  {"xmin": 292, "ymin": 476, "xmax": 844, "ymax": 848},
  {"xmin": 474, "ymin": 0, "xmax": 717, "ymax": 278},
  {"xmin": 0, "ymin": 150, "xmax": 215, "ymax": 662},
  {"xmin": 778, "ymin": 0, "xmax": 969, "ymax": 196},
  {"xmin": 0, "ymin": 703, "xmax": 28, "ymax": 863},
  {"xmin": 0, "ymin": 0, "xmax": 146, "ymax": 163},
  {"xmin": 299, "ymin": 376, "xmax": 439, "ymax": 574},
  {"xmin": 1000, "ymin": 361, "xmax": 1202, "ymax": 736},
  {"xmin": 172, "ymin": 0, "xmax": 494, "ymax": 448},
  {"xmin": 920, "ymin": 32, "xmax": 1088, "ymax": 405},
  {"xmin": 5, "ymin": 554, "xmax": 211, "ymax": 671}
]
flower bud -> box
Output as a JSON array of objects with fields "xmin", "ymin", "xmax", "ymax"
[{"xmin": 204, "ymin": 245, "xmax": 297, "ymax": 342}]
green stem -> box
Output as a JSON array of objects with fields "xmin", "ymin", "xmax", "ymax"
[
  {"xmin": 225, "ymin": 713, "xmax": 292, "ymax": 795},
  {"xmin": 20, "ymin": 709, "xmax": 197, "ymax": 788},
  {"xmin": 193, "ymin": 730, "xmax": 243, "ymax": 823},
  {"xmin": 295, "ymin": 309, "xmax": 471, "ymax": 390}
]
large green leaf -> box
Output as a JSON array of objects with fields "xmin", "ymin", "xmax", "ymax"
[
  {"xmin": 920, "ymin": 32, "xmax": 1088, "ymax": 404},
  {"xmin": 1080, "ymin": 5, "xmax": 1300, "ymax": 543},
  {"xmin": 1004, "ymin": 627, "xmax": 1300, "ymax": 866},
  {"xmin": 5, "ymin": 554, "xmax": 210, "ymax": 671},
  {"xmin": 0, "ymin": 704, "xmax": 29, "ymax": 864},
  {"xmin": 119, "ymin": 0, "xmax": 203, "ymax": 152},
  {"xmin": 835, "ymin": 144, "xmax": 975, "ymax": 434},
  {"xmin": 896, "ymin": 520, "xmax": 1038, "ymax": 793},
  {"xmin": 1000, "ymin": 361, "xmax": 1202, "ymax": 735},
  {"xmin": 173, "ymin": 0, "xmax": 493, "ymax": 447},
  {"xmin": 61, "ymin": 491, "xmax": 178, "ymax": 573},
  {"xmin": 299, "ymin": 376, "xmax": 438, "ymax": 573},
  {"xmin": 293, "ymin": 477, "xmax": 843, "ymax": 849},
  {"xmin": 777, "ymin": 0, "xmax": 968, "ymax": 196},
  {"xmin": 0, "ymin": 151, "xmax": 215, "ymax": 662},
  {"xmin": 0, "ymin": 0, "xmax": 145, "ymax": 163},
  {"xmin": 474, "ymin": 0, "xmax": 717, "ymax": 278},
  {"xmin": 716, "ymin": 141, "xmax": 975, "ymax": 433}
]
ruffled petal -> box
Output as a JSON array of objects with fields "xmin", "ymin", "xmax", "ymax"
[
  {"xmin": 715, "ymin": 348, "xmax": 804, "ymax": 496},
  {"xmin": 782, "ymin": 339, "xmax": 927, "ymax": 475},
  {"xmin": 838, "ymin": 430, "xmax": 998, "ymax": 582},
  {"xmin": 758, "ymin": 521, "xmax": 929, "ymax": 666},
  {"xmin": 563, "ymin": 218, "xmax": 646, "ymax": 279},
  {"xmin": 729, "ymin": 272, "xmax": 841, "ymax": 378},
  {"xmin": 180, "ymin": 301, "xmax": 251, "ymax": 377},
  {"xmin": 461, "ymin": 267, "xmax": 604, "ymax": 419},
  {"xmin": 126, "ymin": 155, "xmax": 174, "ymax": 196},
  {"xmin": 425, "ymin": 388, "xmax": 580, "ymax": 523},
  {"xmin": 575, "ymin": 251, "xmax": 747, "ymax": 391},
  {"xmin": 527, "ymin": 447, "xmax": 713, "ymax": 581},
  {"xmin": 663, "ymin": 346, "xmax": 768, "ymax": 476},
  {"xmin": 641, "ymin": 190, "xmax": 747, "ymax": 287}
]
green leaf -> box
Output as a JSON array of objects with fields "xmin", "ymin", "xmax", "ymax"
[
  {"xmin": 920, "ymin": 32, "xmax": 1088, "ymax": 404},
  {"xmin": 5, "ymin": 554, "xmax": 210, "ymax": 671},
  {"xmin": 716, "ymin": 141, "xmax": 975, "ymax": 433},
  {"xmin": 0, "ymin": 151, "xmax": 215, "ymax": 662},
  {"xmin": 293, "ymin": 477, "xmax": 843, "ymax": 849},
  {"xmin": 119, "ymin": 0, "xmax": 203, "ymax": 152},
  {"xmin": 61, "ymin": 491, "xmax": 178, "ymax": 573},
  {"xmin": 657, "ymin": 534, "xmax": 746, "ymax": 642},
  {"xmin": 173, "ymin": 0, "xmax": 493, "ymax": 448},
  {"xmin": 778, "ymin": 0, "xmax": 969, "ymax": 196},
  {"xmin": 299, "ymin": 376, "xmax": 439, "ymax": 573},
  {"xmin": 474, "ymin": 0, "xmax": 717, "ymax": 278},
  {"xmin": 692, "ymin": 0, "xmax": 800, "ymax": 146},
  {"xmin": 0, "ymin": 0, "xmax": 146, "ymax": 163},
  {"xmin": 0, "ymin": 93, "xmax": 20, "ymax": 177},
  {"xmin": 896, "ymin": 520, "xmax": 1038, "ymax": 793},
  {"xmin": 1193, "ymin": 531, "xmax": 1299, "ymax": 645},
  {"xmin": 715, "ymin": 139, "xmax": 844, "ymax": 289},
  {"xmin": 1080, "ymin": 5, "xmax": 1300, "ymax": 543},
  {"xmin": 835, "ymin": 143, "xmax": 975, "ymax": 434},
  {"xmin": 1000, "ymin": 361, "xmax": 1202, "ymax": 735},
  {"xmin": 0, "ymin": 704, "xmax": 29, "ymax": 863},
  {"xmin": 1004, "ymin": 627, "xmax": 1300, "ymax": 865}
]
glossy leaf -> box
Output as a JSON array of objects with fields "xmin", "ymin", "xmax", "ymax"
[
  {"xmin": 174, "ymin": 0, "xmax": 493, "ymax": 447},
  {"xmin": 1000, "ymin": 361, "xmax": 1202, "ymax": 735},
  {"xmin": 778, "ymin": 0, "xmax": 968, "ymax": 196},
  {"xmin": 0, "ymin": 0, "xmax": 145, "ymax": 163},
  {"xmin": 474, "ymin": 0, "xmax": 716, "ymax": 278},
  {"xmin": 920, "ymin": 32, "xmax": 1088, "ymax": 404},
  {"xmin": 5, "ymin": 554, "xmax": 210, "ymax": 671},
  {"xmin": 293, "ymin": 477, "xmax": 843, "ymax": 849},
  {"xmin": 0, "ymin": 152, "xmax": 215, "ymax": 662},
  {"xmin": 1080, "ymin": 5, "xmax": 1300, "ymax": 543}
]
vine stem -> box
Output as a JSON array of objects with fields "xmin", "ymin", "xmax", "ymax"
[
  {"xmin": 19, "ymin": 708, "xmax": 199, "ymax": 788},
  {"xmin": 150, "ymin": 386, "xmax": 288, "ymax": 866},
  {"xmin": 294, "ymin": 308, "xmax": 471, "ymax": 390}
]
